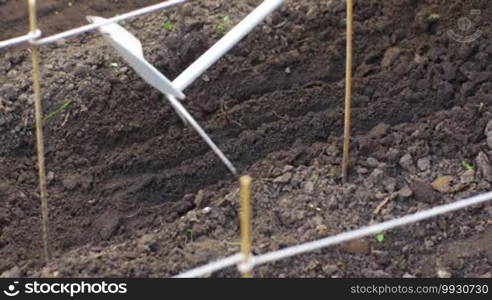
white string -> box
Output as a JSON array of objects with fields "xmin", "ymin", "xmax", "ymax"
[
  {"xmin": 166, "ymin": 95, "xmax": 238, "ymax": 176},
  {"xmin": 173, "ymin": 191, "xmax": 492, "ymax": 277},
  {"xmin": 172, "ymin": 0, "xmax": 284, "ymax": 91},
  {"xmin": 1, "ymin": 0, "xmax": 490, "ymax": 279},
  {"xmin": 173, "ymin": 253, "xmax": 243, "ymax": 278},
  {"xmin": 250, "ymin": 190, "xmax": 492, "ymax": 267},
  {"xmin": 0, "ymin": 30, "xmax": 41, "ymax": 49},
  {"xmin": 0, "ymin": 0, "xmax": 188, "ymax": 47}
]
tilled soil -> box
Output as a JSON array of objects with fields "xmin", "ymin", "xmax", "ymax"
[
  {"xmin": 0, "ymin": 0, "xmax": 166, "ymax": 41},
  {"xmin": 0, "ymin": 0, "xmax": 491, "ymax": 277}
]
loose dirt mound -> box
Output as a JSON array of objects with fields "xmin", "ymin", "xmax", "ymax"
[{"xmin": 0, "ymin": 0, "xmax": 491, "ymax": 277}]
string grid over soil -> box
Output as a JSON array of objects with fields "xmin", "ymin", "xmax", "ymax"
[{"xmin": 0, "ymin": 0, "xmax": 491, "ymax": 277}]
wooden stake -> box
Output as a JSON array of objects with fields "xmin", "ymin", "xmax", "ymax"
[
  {"xmin": 342, "ymin": 0, "xmax": 354, "ymax": 183},
  {"xmin": 28, "ymin": 0, "xmax": 51, "ymax": 262},
  {"xmin": 239, "ymin": 175, "xmax": 252, "ymax": 278}
]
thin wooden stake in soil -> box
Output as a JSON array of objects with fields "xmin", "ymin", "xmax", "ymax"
[
  {"xmin": 239, "ymin": 175, "xmax": 253, "ymax": 278},
  {"xmin": 342, "ymin": 0, "xmax": 354, "ymax": 183},
  {"xmin": 28, "ymin": 0, "xmax": 51, "ymax": 262}
]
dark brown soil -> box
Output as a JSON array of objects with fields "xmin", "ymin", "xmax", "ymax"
[
  {"xmin": 0, "ymin": 0, "xmax": 166, "ymax": 41},
  {"xmin": 0, "ymin": 0, "xmax": 491, "ymax": 278}
]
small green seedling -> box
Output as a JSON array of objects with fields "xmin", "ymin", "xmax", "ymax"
[
  {"xmin": 44, "ymin": 101, "xmax": 72, "ymax": 122},
  {"xmin": 375, "ymin": 233, "xmax": 385, "ymax": 243},
  {"xmin": 163, "ymin": 19, "xmax": 175, "ymax": 32},
  {"xmin": 461, "ymin": 161, "xmax": 474, "ymax": 171},
  {"xmin": 215, "ymin": 16, "xmax": 232, "ymax": 34}
]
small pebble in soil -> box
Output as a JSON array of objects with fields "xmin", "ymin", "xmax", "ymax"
[
  {"xmin": 417, "ymin": 157, "xmax": 431, "ymax": 171},
  {"xmin": 387, "ymin": 148, "xmax": 401, "ymax": 162},
  {"xmin": 367, "ymin": 169, "xmax": 384, "ymax": 187},
  {"xmin": 383, "ymin": 177, "xmax": 397, "ymax": 193},
  {"xmin": 437, "ymin": 269, "xmax": 452, "ymax": 278},
  {"xmin": 398, "ymin": 186, "xmax": 413, "ymax": 199},
  {"xmin": 282, "ymin": 165, "xmax": 294, "ymax": 172},
  {"xmin": 326, "ymin": 145, "xmax": 340, "ymax": 156},
  {"xmin": 366, "ymin": 157, "xmax": 379, "ymax": 168},
  {"xmin": 356, "ymin": 167, "xmax": 368, "ymax": 174},
  {"xmin": 194, "ymin": 190, "xmax": 209, "ymax": 208},
  {"xmin": 460, "ymin": 170, "xmax": 475, "ymax": 184},
  {"xmin": 484, "ymin": 119, "xmax": 492, "ymax": 149},
  {"xmin": 274, "ymin": 172, "xmax": 292, "ymax": 184},
  {"xmin": 476, "ymin": 152, "xmax": 492, "ymax": 182},
  {"xmin": 399, "ymin": 154, "xmax": 415, "ymax": 171},
  {"xmin": 47, "ymin": 171, "xmax": 55, "ymax": 184},
  {"xmin": 322, "ymin": 264, "xmax": 338, "ymax": 276},
  {"xmin": 1, "ymin": 266, "xmax": 21, "ymax": 278},
  {"xmin": 137, "ymin": 234, "xmax": 157, "ymax": 252},
  {"xmin": 368, "ymin": 123, "xmax": 390, "ymax": 139},
  {"xmin": 410, "ymin": 179, "xmax": 441, "ymax": 203},
  {"xmin": 303, "ymin": 181, "xmax": 315, "ymax": 194}
]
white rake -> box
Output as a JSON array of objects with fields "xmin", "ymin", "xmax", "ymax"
[{"xmin": 88, "ymin": 0, "xmax": 285, "ymax": 176}]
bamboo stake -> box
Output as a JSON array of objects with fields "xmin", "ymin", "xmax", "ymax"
[
  {"xmin": 342, "ymin": 0, "xmax": 353, "ymax": 183},
  {"xmin": 239, "ymin": 175, "xmax": 253, "ymax": 278},
  {"xmin": 28, "ymin": 0, "xmax": 51, "ymax": 262}
]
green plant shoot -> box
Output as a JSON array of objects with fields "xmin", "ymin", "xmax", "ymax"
[
  {"xmin": 375, "ymin": 233, "xmax": 385, "ymax": 243},
  {"xmin": 44, "ymin": 101, "xmax": 72, "ymax": 122},
  {"xmin": 461, "ymin": 161, "xmax": 474, "ymax": 171},
  {"xmin": 163, "ymin": 20, "xmax": 175, "ymax": 32}
]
